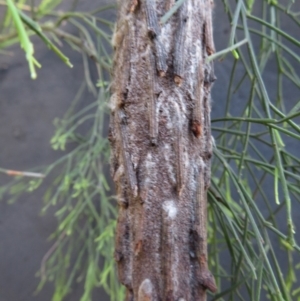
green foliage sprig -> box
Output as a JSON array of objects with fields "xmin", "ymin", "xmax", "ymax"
[
  {"xmin": 208, "ymin": 1, "xmax": 300, "ymax": 300},
  {"xmin": 0, "ymin": 1, "xmax": 121, "ymax": 300}
]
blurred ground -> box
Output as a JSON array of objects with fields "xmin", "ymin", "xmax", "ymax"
[{"xmin": 0, "ymin": 1, "xmax": 112, "ymax": 301}]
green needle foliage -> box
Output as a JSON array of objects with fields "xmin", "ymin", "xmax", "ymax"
[{"xmin": 0, "ymin": 0, "xmax": 300, "ymax": 301}]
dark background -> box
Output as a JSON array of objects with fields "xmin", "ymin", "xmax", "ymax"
[{"xmin": 0, "ymin": 1, "xmax": 299, "ymax": 300}]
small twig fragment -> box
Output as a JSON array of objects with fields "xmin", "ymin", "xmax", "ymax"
[
  {"xmin": 203, "ymin": 90, "xmax": 213, "ymax": 160},
  {"xmin": 173, "ymin": 2, "xmax": 187, "ymax": 86},
  {"xmin": 1, "ymin": 168, "xmax": 45, "ymax": 178},
  {"xmin": 192, "ymin": 64, "xmax": 204, "ymax": 138},
  {"xmin": 195, "ymin": 170, "xmax": 217, "ymax": 293},
  {"xmin": 154, "ymin": 39, "xmax": 167, "ymax": 77},
  {"xmin": 204, "ymin": 65, "xmax": 217, "ymax": 85},
  {"xmin": 144, "ymin": 0, "xmax": 160, "ymax": 38},
  {"xmin": 143, "ymin": 0, "xmax": 167, "ymax": 76},
  {"xmin": 115, "ymin": 206, "xmax": 133, "ymax": 289},
  {"xmin": 119, "ymin": 36, "xmax": 132, "ymax": 105},
  {"xmin": 148, "ymin": 51, "xmax": 159, "ymax": 145},
  {"xmin": 176, "ymin": 121, "xmax": 185, "ymax": 195},
  {"xmin": 204, "ymin": 5, "xmax": 215, "ymax": 56},
  {"xmin": 198, "ymin": 267, "xmax": 217, "ymax": 293},
  {"xmin": 116, "ymin": 110, "xmax": 138, "ymax": 198},
  {"xmin": 203, "ymin": 93, "xmax": 213, "ymax": 189}
]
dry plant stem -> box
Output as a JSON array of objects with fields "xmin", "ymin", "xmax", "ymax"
[
  {"xmin": 173, "ymin": 1, "xmax": 187, "ymax": 86},
  {"xmin": 143, "ymin": 0, "xmax": 167, "ymax": 76},
  {"xmin": 192, "ymin": 62, "xmax": 204, "ymax": 138},
  {"xmin": 110, "ymin": 0, "xmax": 216, "ymax": 300},
  {"xmin": 148, "ymin": 49, "xmax": 159, "ymax": 145}
]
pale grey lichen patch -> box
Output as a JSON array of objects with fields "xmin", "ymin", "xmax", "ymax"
[
  {"xmin": 138, "ymin": 278, "xmax": 153, "ymax": 300},
  {"xmin": 163, "ymin": 143, "xmax": 176, "ymax": 184},
  {"xmin": 163, "ymin": 200, "xmax": 178, "ymax": 219}
]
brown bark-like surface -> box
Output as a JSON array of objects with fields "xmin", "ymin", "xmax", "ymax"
[{"xmin": 109, "ymin": 0, "xmax": 216, "ymax": 300}]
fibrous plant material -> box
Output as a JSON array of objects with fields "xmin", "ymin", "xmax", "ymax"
[{"xmin": 109, "ymin": 0, "xmax": 216, "ymax": 300}]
